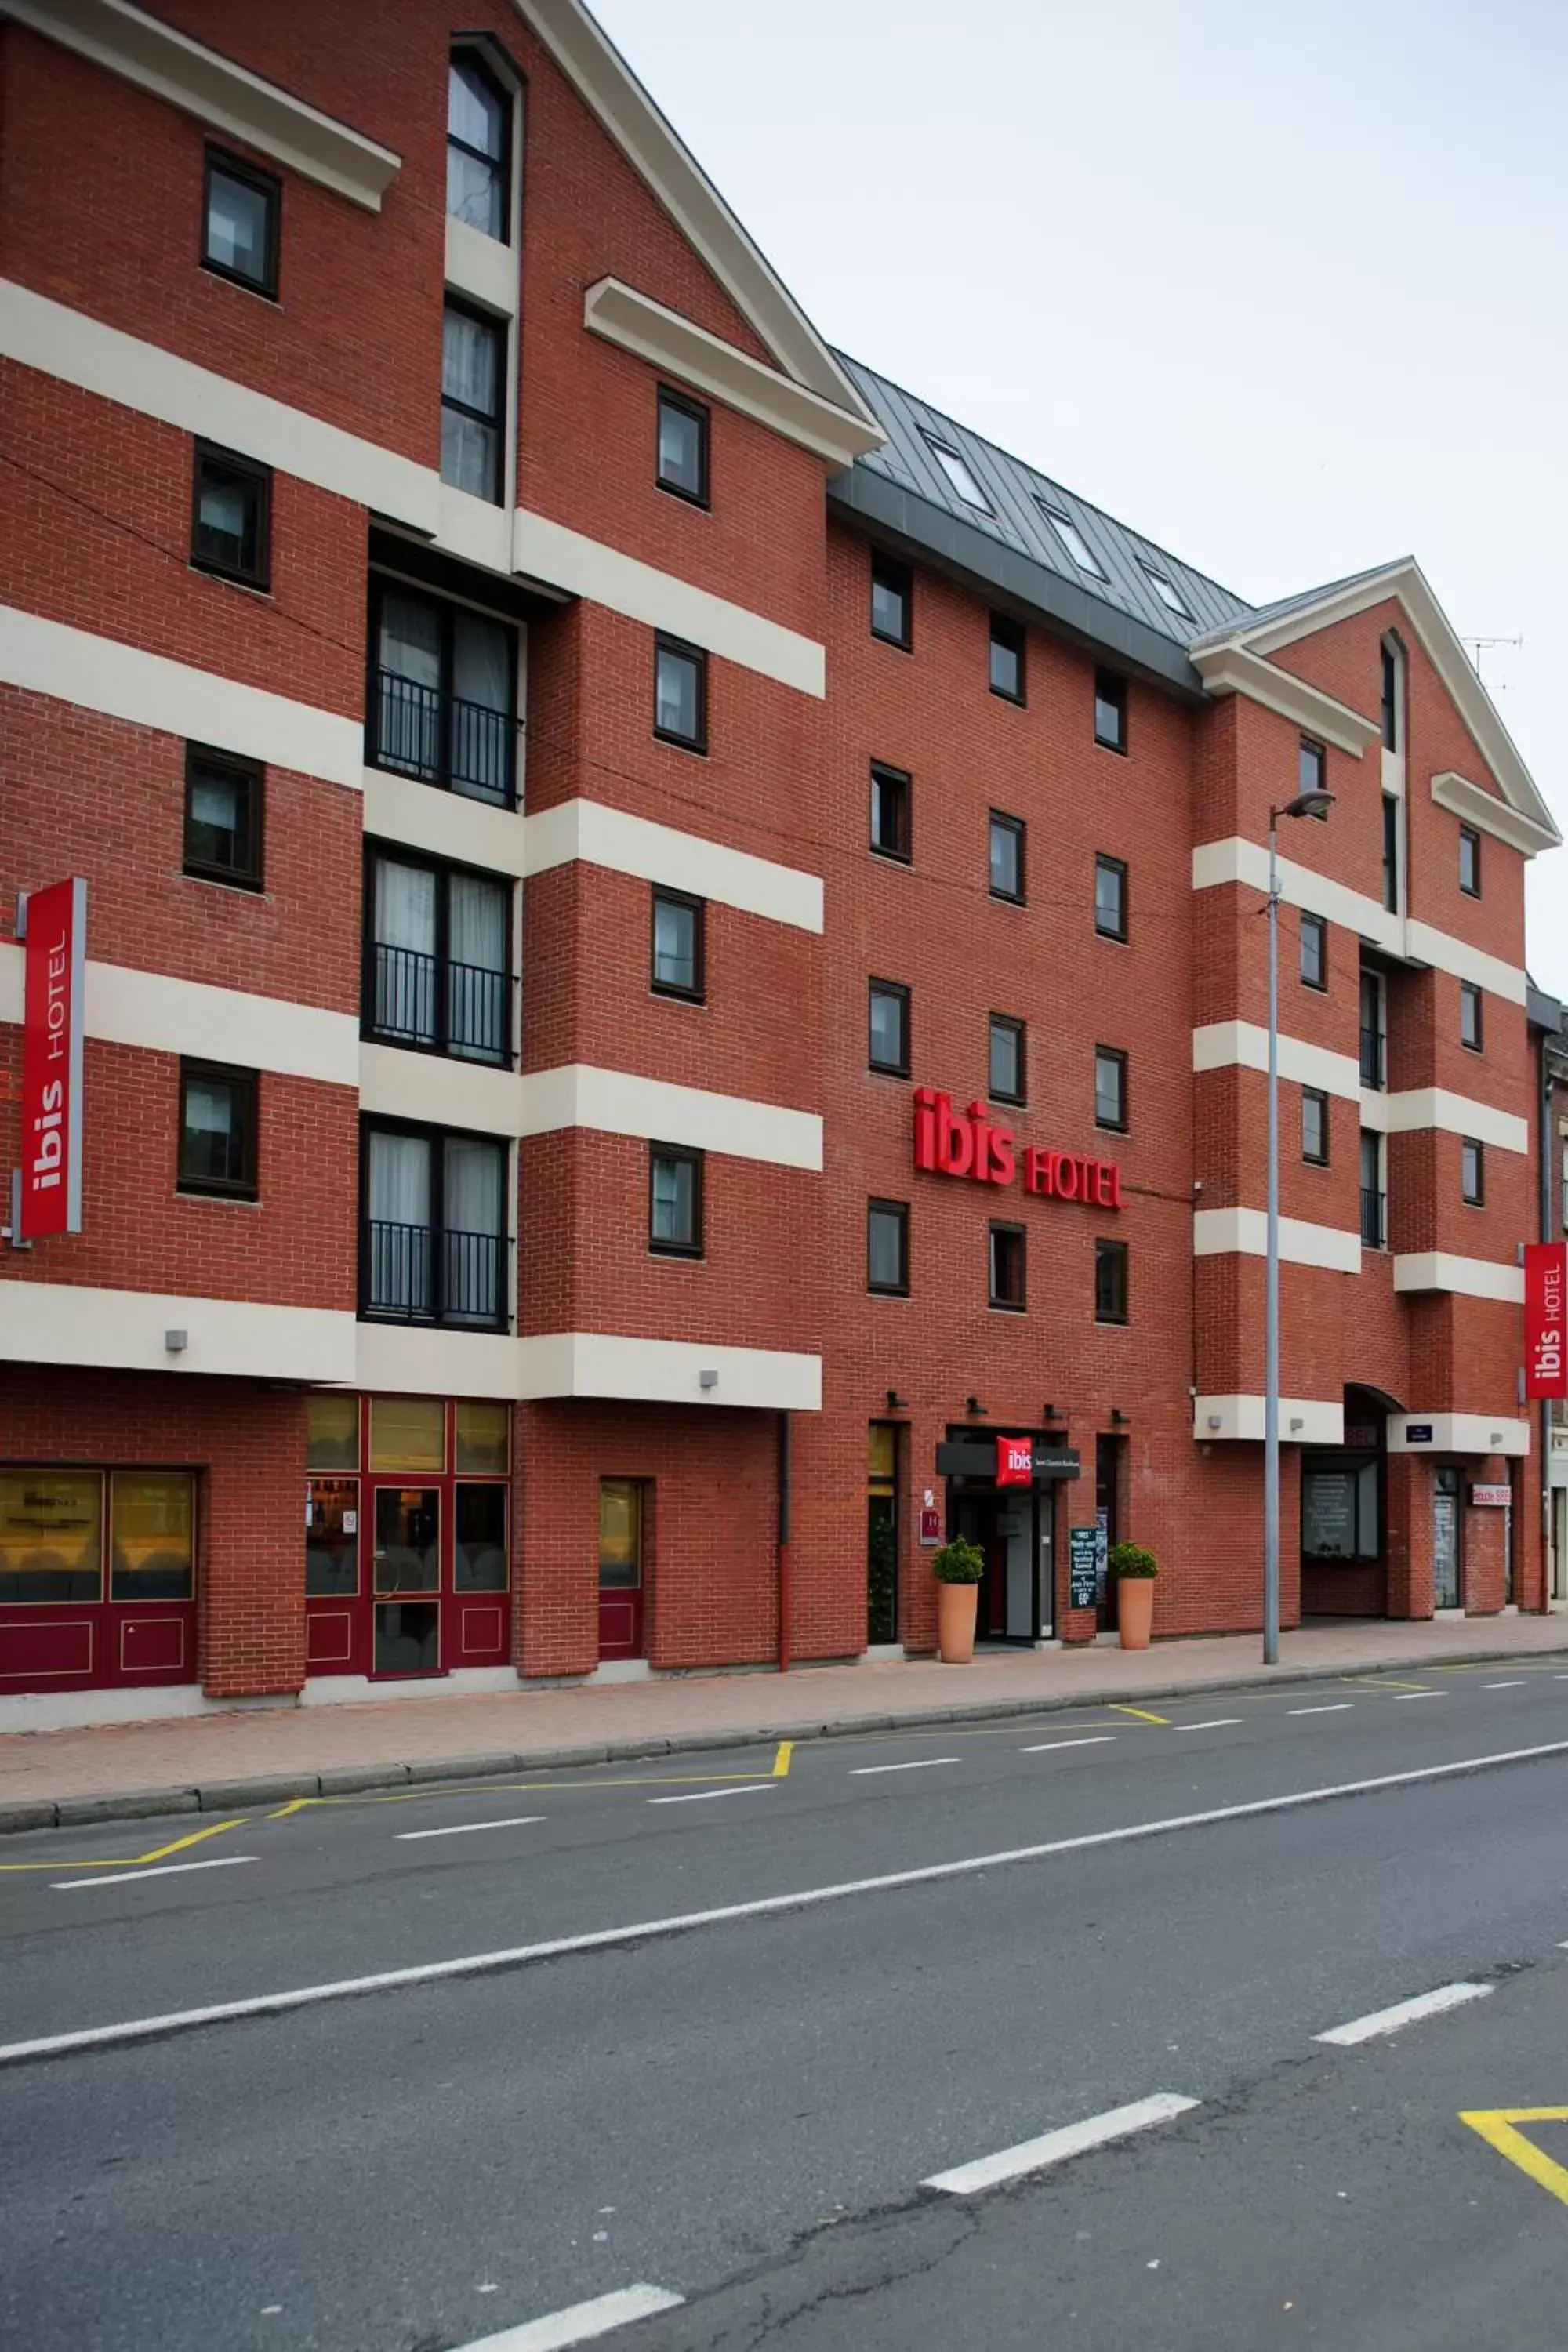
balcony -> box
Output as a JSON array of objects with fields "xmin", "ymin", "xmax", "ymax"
[
  {"xmin": 1359, "ymin": 1025, "xmax": 1385, "ymax": 1090},
  {"xmin": 1359, "ymin": 1188, "xmax": 1386, "ymax": 1250},
  {"xmin": 360, "ymin": 1219, "xmax": 507, "ymax": 1329},
  {"xmin": 368, "ymin": 667, "xmax": 514, "ymax": 807},
  {"xmin": 365, "ymin": 942, "xmax": 511, "ymax": 1065}
]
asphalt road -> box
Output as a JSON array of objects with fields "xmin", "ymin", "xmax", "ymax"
[{"xmin": 2, "ymin": 1660, "xmax": 1566, "ymax": 2350}]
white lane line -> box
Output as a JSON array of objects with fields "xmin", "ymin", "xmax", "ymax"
[
  {"xmin": 445, "ymin": 2283, "xmax": 685, "ymax": 2350},
  {"xmin": 9, "ymin": 1737, "xmax": 1568, "ymax": 2068},
  {"xmin": 1177, "ymin": 1718, "xmax": 1243, "ymax": 1731},
  {"xmin": 1290, "ymin": 1703, "xmax": 1352, "ymax": 1715},
  {"xmin": 924, "ymin": 2092, "xmax": 1200, "ymax": 2196},
  {"xmin": 51, "ymin": 1857, "xmax": 256, "ymax": 1893},
  {"xmin": 396, "ymin": 1817, "xmax": 546, "ymax": 1842},
  {"xmin": 851, "ymin": 1757, "xmax": 960, "ymax": 1776},
  {"xmin": 1019, "ymin": 1736, "xmax": 1116, "ymax": 1755},
  {"xmin": 1394, "ymin": 1691, "xmax": 1446, "ymax": 1701},
  {"xmin": 1483, "ymin": 1681, "xmax": 1526, "ymax": 1690},
  {"xmin": 1313, "ymin": 1982, "xmax": 1492, "ymax": 2046},
  {"xmin": 646, "ymin": 1785, "xmax": 777, "ymax": 1807}
]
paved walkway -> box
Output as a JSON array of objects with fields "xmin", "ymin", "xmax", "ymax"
[{"xmin": 4, "ymin": 1613, "xmax": 1567, "ymax": 1829}]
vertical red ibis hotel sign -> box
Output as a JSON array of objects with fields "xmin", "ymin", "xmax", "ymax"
[
  {"xmin": 1524, "ymin": 1240, "xmax": 1568, "ymax": 1399},
  {"xmin": 17, "ymin": 878, "xmax": 87, "ymax": 1240}
]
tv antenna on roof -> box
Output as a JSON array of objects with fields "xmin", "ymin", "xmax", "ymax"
[{"xmin": 1461, "ymin": 633, "xmax": 1523, "ymax": 690}]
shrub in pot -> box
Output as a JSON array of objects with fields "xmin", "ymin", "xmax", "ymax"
[
  {"xmin": 932, "ymin": 1534, "xmax": 985, "ymax": 1664},
  {"xmin": 1110, "ymin": 1542, "xmax": 1157, "ymax": 1650}
]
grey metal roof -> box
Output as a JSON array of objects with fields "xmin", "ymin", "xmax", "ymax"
[{"xmin": 1187, "ymin": 561, "xmax": 1410, "ymax": 650}]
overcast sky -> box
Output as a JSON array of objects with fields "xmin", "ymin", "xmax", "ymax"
[{"xmin": 594, "ymin": 0, "xmax": 1568, "ymax": 996}]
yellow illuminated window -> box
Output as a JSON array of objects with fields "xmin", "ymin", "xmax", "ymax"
[
  {"xmin": 454, "ymin": 1400, "xmax": 510, "ymax": 1475},
  {"xmin": 0, "ymin": 1470, "xmax": 103, "ymax": 1603},
  {"xmin": 867, "ymin": 1423, "xmax": 896, "ymax": 1488},
  {"xmin": 368, "ymin": 1396, "xmax": 446, "ymax": 1472},
  {"xmin": 598, "ymin": 1479, "xmax": 641, "ymax": 1588},
  {"xmin": 110, "ymin": 1473, "xmax": 194, "ymax": 1600},
  {"xmin": 307, "ymin": 1392, "xmax": 360, "ymax": 1470}
]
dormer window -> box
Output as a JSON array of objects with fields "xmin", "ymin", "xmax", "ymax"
[{"xmin": 448, "ymin": 52, "xmax": 510, "ymax": 241}]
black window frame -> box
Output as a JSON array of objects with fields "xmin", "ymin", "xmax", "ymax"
[
  {"xmin": 989, "ymin": 1013, "xmax": 1025, "ymax": 1106},
  {"xmin": 183, "ymin": 742, "xmax": 263, "ymax": 891},
  {"xmin": 1461, "ymin": 1137, "xmax": 1485, "ymax": 1207},
  {"xmin": 177, "ymin": 1058, "xmax": 259, "ymax": 1200},
  {"xmin": 1359, "ymin": 1129, "xmax": 1385, "ymax": 1248},
  {"xmin": 1094, "ymin": 1045, "xmax": 1128, "ymax": 1134},
  {"xmin": 1036, "ymin": 499, "xmax": 1106, "ymax": 580},
  {"xmin": 655, "ymin": 385, "xmax": 710, "ymax": 508},
  {"xmin": 648, "ymin": 1143, "xmax": 705, "ymax": 1259},
  {"xmin": 1459, "ymin": 825, "xmax": 1481, "ymax": 898},
  {"xmin": 652, "ymin": 633, "xmax": 709, "ymax": 753},
  {"xmin": 201, "ymin": 147, "xmax": 281, "ymax": 299},
  {"xmin": 1094, "ymin": 1237, "xmax": 1129, "ymax": 1326},
  {"xmin": 1301, "ymin": 1086, "xmax": 1330, "ymax": 1167},
  {"xmin": 650, "ymin": 887, "xmax": 706, "ymax": 1004},
  {"xmin": 365, "ymin": 575, "xmax": 519, "ymax": 808},
  {"xmin": 358, "ymin": 1114, "xmax": 510, "ymax": 1330},
  {"xmin": 988, "ymin": 1220, "xmax": 1026, "ymax": 1312},
  {"xmin": 1300, "ymin": 910, "xmax": 1327, "ymax": 991},
  {"xmin": 867, "ymin": 1198, "xmax": 910, "ymax": 1296},
  {"xmin": 1094, "ymin": 668, "xmax": 1127, "ymax": 753},
  {"xmin": 1459, "ymin": 979, "xmax": 1483, "ymax": 1054},
  {"xmin": 447, "ymin": 47, "xmax": 512, "ymax": 244},
  {"xmin": 870, "ymin": 554, "xmax": 912, "ymax": 650},
  {"xmin": 869, "ymin": 762, "xmax": 913, "ymax": 863},
  {"xmin": 1381, "ymin": 642, "xmax": 1399, "ymax": 753},
  {"xmin": 440, "ymin": 295, "xmax": 506, "ymax": 505},
  {"xmin": 1094, "ymin": 853, "xmax": 1128, "ymax": 942},
  {"xmin": 191, "ymin": 441, "xmax": 272, "ymax": 591},
  {"xmin": 989, "ymin": 611, "xmax": 1025, "ymax": 703},
  {"xmin": 989, "ymin": 809, "xmax": 1025, "ymax": 905},
  {"xmin": 362, "ymin": 842, "xmax": 515, "ymax": 1065},
  {"xmin": 1382, "ymin": 793, "xmax": 1400, "ymax": 913},
  {"xmin": 868, "ymin": 979, "xmax": 911, "ymax": 1078},
  {"xmin": 1299, "ymin": 736, "xmax": 1327, "ymax": 798}
]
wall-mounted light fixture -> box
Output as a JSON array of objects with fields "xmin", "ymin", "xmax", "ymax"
[
  {"xmin": 965, "ymin": 1396, "xmax": 988, "ymax": 1417},
  {"xmin": 1289, "ymin": 1416, "xmax": 1304, "ymax": 1434},
  {"xmin": 885, "ymin": 1389, "xmax": 906, "ymax": 1410},
  {"xmin": 1111, "ymin": 1408, "xmax": 1129, "ymax": 1427},
  {"xmin": 1207, "ymin": 1415, "xmax": 1222, "ymax": 1432},
  {"xmin": 699, "ymin": 1368, "xmax": 719, "ymax": 1390},
  {"xmin": 165, "ymin": 1330, "xmax": 188, "ymax": 1354}
]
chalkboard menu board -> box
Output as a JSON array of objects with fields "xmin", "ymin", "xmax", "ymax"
[
  {"xmin": 1069, "ymin": 1524, "xmax": 1099, "ymax": 1610},
  {"xmin": 1302, "ymin": 1468, "xmax": 1356, "ymax": 1559}
]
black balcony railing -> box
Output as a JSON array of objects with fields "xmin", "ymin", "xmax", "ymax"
[
  {"xmin": 366, "ymin": 942, "xmax": 511, "ymax": 1064},
  {"xmin": 1359, "ymin": 1025, "xmax": 1386, "ymax": 1089},
  {"xmin": 1359, "ymin": 1187, "xmax": 1385, "ymax": 1249},
  {"xmin": 361, "ymin": 1219, "xmax": 506, "ymax": 1327},
  {"xmin": 368, "ymin": 668, "xmax": 514, "ymax": 806}
]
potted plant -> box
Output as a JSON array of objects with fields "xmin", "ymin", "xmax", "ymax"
[
  {"xmin": 932, "ymin": 1534, "xmax": 985, "ymax": 1664},
  {"xmin": 1110, "ymin": 1542, "xmax": 1157, "ymax": 1650}
]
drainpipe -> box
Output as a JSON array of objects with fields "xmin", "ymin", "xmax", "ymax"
[
  {"xmin": 1540, "ymin": 1047, "xmax": 1555, "ymax": 1609},
  {"xmin": 777, "ymin": 1409, "xmax": 793, "ymax": 1673}
]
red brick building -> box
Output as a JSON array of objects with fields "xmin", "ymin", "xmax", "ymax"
[{"xmin": 1, "ymin": 0, "xmax": 1559, "ymax": 1726}]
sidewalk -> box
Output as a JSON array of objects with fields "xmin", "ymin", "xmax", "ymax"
[{"xmin": 4, "ymin": 1614, "xmax": 1567, "ymax": 1830}]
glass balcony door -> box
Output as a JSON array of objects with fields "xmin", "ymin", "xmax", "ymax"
[
  {"xmin": 370, "ymin": 585, "xmax": 514, "ymax": 805},
  {"xmin": 362, "ymin": 1124, "xmax": 507, "ymax": 1329},
  {"xmin": 367, "ymin": 853, "xmax": 510, "ymax": 1064}
]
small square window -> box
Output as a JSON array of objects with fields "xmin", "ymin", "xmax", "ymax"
[
  {"xmin": 1094, "ymin": 854, "xmax": 1127, "ymax": 941},
  {"xmin": 1459, "ymin": 826, "xmax": 1481, "ymax": 898},
  {"xmin": 1461, "ymin": 1137, "xmax": 1485, "ymax": 1207},
  {"xmin": 1302, "ymin": 1087, "xmax": 1330, "ymax": 1166},
  {"xmin": 870, "ymin": 554, "xmax": 911, "ymax": 648},
  {"xmin": 1094, "ymin": 669, "xmax": 1127, "ymax": 753},
  {"xmin": 1095, "ymin": 1238, "xmax": 1129, "ymax": 1325},
  {"xmin": 654, "ymin": 636, "xmax": 707, "ymax": 751},
  {"xmin": 989, "ymin": 612, "xmax": 1025, "ymax": 702},
  {"xmin": 652, "ymin": 888, "xmax": 705, "ymax": 1001},
  {"xmin": 989, "ymin": 811, "xmax": 1025, "ymax": 903},
  {"xmin": 989, "ymin": 1221, "xmax": 1025, "ymax": 1312},
  {"xmin": 191, "ymin": 442, "xmax": 271, "ymax": 590},
  {"xmin": 924, "ymin": 436, "xmax": 990, "ymax": 511},
  {"xmin": 1300, "ymin": 737, "xmax": 1327, "ymax": 797},
  {"xmin": 178, "ymin": 1059, "xmax": 257, "ymax": 1198},
  {"xmin": 202, "ymin": 151, "xmax": 280, "ymax": 297},
  {"xmin": 183, "ymin": 745, "xmax": 263, "ymax": 888},
  {"xmin": 1036, "ymin": 499, "xmax": 1105, "ymax": 579},
  {"xmin": 1094, "ymin": 1047, "xmax": 1127, "ymax": 1133},
  {"xmin": 870, "ymin": 763, "xmax": 912, "ymax": 862},
  {"xmin": 656, "ymin": 387, "xmax": 709, "ymax": 506},
  {"xmin": 989, "ymin": 1014, "xmax": 1025, "ymax": 1105},
  {"xmin": 1300, "ymin": 911, "xmax": 1327, "ymax": 991},
  {"xmin": 649, "ymin": 1145, "xmax": 703, "ymax": 1255},
  {"xmin": 1460, "ymin": 980, "xmax": 1483, "ymax": 1052},
  {"xmin": 869, "ymin": 981, "xmax": 910, "ymax": 1077},
  {"xmin": 868, "ymin": 1198, "xmax": 909, "ymax": 1295}
]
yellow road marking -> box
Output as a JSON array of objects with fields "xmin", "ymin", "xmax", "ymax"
[
  {"xmin": 772, "ymin": 1740, "xmax": 794, "ymax": 1779},
  {"xmin": 1109, "ymin": 1704, "xmax": 1171, "ymax": 1726},
  {"xmin": 136, "ymin": 1818, "xmax": 245, "ymax": 1863},
  {"xmin": 0, "ymin": 1816, "xmax": 246, "ymax": 1874},
  {"xmin": 268, "ymin": 1797, "xmax": 313, "ymax": 1820},
  {"xmin": 1460, "ymin": 2109, "xmax": 1568, "ymax": 2211},
  {"xmin": 1339, "ymin": 1675, "xmax": 1436, "ymax": 1694}
]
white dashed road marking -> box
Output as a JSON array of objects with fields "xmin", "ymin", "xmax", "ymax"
[
  {"xmin": 1394, "ymin": 1691, "xmax": 1446, "ymax": 1701},
  {"xmin": 647, "ymin": 1785, "xmax": 778, "ymax": 1806},
  {"xmin": 1483, "ymin": 1681, "xmax": 1526, "ymax": 1690},
  {"xmin": 445, "ymin": 2282, "xmax": 685, "ymax": 2350},
  {"xmin": 1178, "ymin": 1719, "xmax": 1243, "ymax": 1731},
  {"xmin": 1290, "ymin": 1704, "xmax": 1352, "ymax": 1715},
  {"xmin": 1313, "ymin": 1982, "xmax": 1492, "ymax": 2045},
  {"xmin": 851, "ymin": 1757, "xmax": 961, "ymax": 1776},
  {"xmin": 1019, "ymin": 1737, "xmax": 1117, "ymax": 1755},
  {"xmin": 924, "ymin": 2092, "xmax": 1200, "ymax": 2195},
  {"xmin": 397, "ymin": 1817, "xmax": 546, "ymax": 1842},
  {"xmin": 52, "ymin": 1857, "xmax": 256, "ymax": 1892}
]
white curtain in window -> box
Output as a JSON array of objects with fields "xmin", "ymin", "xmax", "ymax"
[
  {"xmin": 379, "ymin": 593, "xmax": 441, "ymax": 687},
  {"xmin": 443, "ymin": 309, "xmax": 499, "ymax": 416},
  {"xmin": 374, "ymin": 861, "xmax": 437, "ymax": 953},
  {"xmin": 186, "ymin": 1080, "xmax": 234, "ymax": 1142},
  {"xmin": 198, "ymin": 480, "xmax": 246, "ymax": 540},
  {"xmin": 452, "ymin": 614, "xmax": 510, "ymax": 713},
  {"xmin": 190, "ymin": 771, "xmax": 239, "ymax": 834},
  {"xmin": 448, "ymin": 874, "xmax": 507, "ymax": 973},
  {"xmin": 445, "ymin": 1138, "xmax": 503, "ymax": 1236},
  {"xmin": 367, "ymin": 1131, "xmax": 430, "ymax": 1227},
  {"xmin": 373, "ymin": 860, "xmax": 437, "ymax": 1041}
]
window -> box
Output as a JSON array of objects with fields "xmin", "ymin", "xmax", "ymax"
[
  {"xmin": 455, "ymin": 1482, "xmax": 508, "ymax": 1591},
  {"xmin": 202, "ymin": 151, "xmax": 279, "ymax": 296},
  {"xmin": 924, "ymin": 436, "xmax": 989, "ymax": 510},
  {"xmin": 654, "ymin": 636, "xmax": 707, "ymax": 750},
  {"xmin": 1359, "ymin": 1130, "xmax": 1385, "ymax": 1247},
  {"xmin": 1299, "ymin": 738, "xmax": 1327, "ymax": 797},
  {"xmin": 307, "ymin": 1393, "xmax": 360, "ymax": 1470},
  {"xmin": 368, "ymin": 581, "xmax": 516, "ymax": 807},
  {"xmin": 1094, "ymin": 854, "xmax": 1127, "ymax": 941},
  {"xmin": 183, "ymin": 745, "xmax": 262, "ymax": 888},
  {"xmin": 1359, "ymin": 971, "xmax": 1385, "ymax": 1089},
  {"xmin": 1300, "ymin": 911, "xmax": 1327, "ymax": 990},
  {"xmin": 455, "ymin": 1399, "xmax": 510, "ymax": 1475},
  {"xmin": 1094, "ymin": 1238, "xmax": 1129, "ymax": 1324},
  {"xmin": 599, "ymin": 1479, "xmax": 642, "ymax": 1592},
  {"xmin": 1382, "ymin": 793, "xmax": 1399, "ymax": 913},
  {"xmin": 178, "ymin": 1060, "xmax": 257, "ymax": 1198},
  {"xmin": 361, "ymin": 1122, "xmax": 507, "ymax": 1327},
  {"xmin": 989, "ymin": 1014, "xmax": 1025, "ymax": 1105},
  {"xmin": 649, "ymin": 1145, "xmax": 703, "ymax": 1256},
  {"xmin": 1302, "ymin": 1087, "xmax": 1330, "ymax": 1166},
  {"xmin": 656, "ymin": 387, "xmax": 709, "ymax": 506},
  {"xmin": 441, "ymin": 299, "xmax": 505, "ymax": 503},
  {"xmin": 1381, "ymin": 642, "xmax": 1400, "ymax": 753},
  {"xmin": 989, "ymin": 811, "xmax": 1025, "ymax": 902},
  {"xmin": 368, "ymin": 1396, "xmax": 446, "ymax": 1472},
  {"xmin": 191, "ymin": 443, "xmax": 270, "ymax": 590},
  {"xmin": 1461, "ymin": 1137, "xmax": 1485, "ymax": 1206},
  {"xmin": 989, "ymin": 612, "xmax": 1025, "ymax": 702},
  {"xmin": 1304, "ymin": 1456, "xmax": 1381, "ymax": 1560},
  {"xmin": 111, "ymin": 1472, "xmax": 194, "ymax": 1601},
  {"xmin": 652, "ymin": 889, "xmax": 705, "ymax": 1001},
  {"xmin": 989, "ymin": 1221, "xmax": 1025, "ymax": 1311},
  {"xmin": 1460, "ymin": 980, "xmax": 1483, "ymax": 1052},
  {"xmin": 1144, "ymin": 567, "xmax": 1190, "ymax": 619},
  {"xmin": 1459, "ymin": 825, "xmax": 1481, "ymax": 898},
  {"xmin": 869, "ymin": 980, "xmax": 910, "ymax": 1077},
  {"xmin": 0, "ymin": 1470, "xmax": 103, "ymax": 1602},
  {"xmin": 870, "ymin": 554, "xmax": 911, "ymax": 648},
  {"xmin": 1094, "ymin": 1046, "xmax": 1127, "ymax": 1133},
  {"xmin": 1094, "ymin": 669, "xmax": 1127, "ymax": 753},
  {"xmin": 1036, "ymin": 499, "xmax": 1105, "ymax": 579},
  {"xmin": 365, "ymin": 849, "xmax": 512, "ymax": 1063},
  {"xmin": 868, "ymin": 1199, "xmax": 909, "ymax": 1295},
  {"xmin": 869, "ymin": 762, "xmax": 912, "ymax": 862},
  {"xmin": 448, "ymin": 52, "xmax": 510, "ymax": 240}
]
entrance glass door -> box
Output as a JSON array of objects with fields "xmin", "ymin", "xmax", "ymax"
[
  {"xmin": 598, "ymin": 1479, "xmax": 644, "ymax": 1661},
  {"xmin": 1433, "ymin": 1468, "xmax": 1462, "ymax": 1610},
  {"xmin": 373, "ymin": 1486, "xmax": 440, "ymax": 1672}
]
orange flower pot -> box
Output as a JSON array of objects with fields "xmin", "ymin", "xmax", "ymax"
[
  {"xmin": 1117, "ymin": 1578, "xmax": 1155, "ymax": 1650},
  {"xmin": 936, "ymin": 1581, "xmax": 978, "ymax": 1664}
]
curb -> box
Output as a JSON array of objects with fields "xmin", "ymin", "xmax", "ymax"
[{"xmin": 3, "ymin": 1639, "xmax": 1566, "ymax": 1836}]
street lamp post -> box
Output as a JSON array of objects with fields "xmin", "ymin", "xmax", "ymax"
[{"xmin": 1264, "ymin": 787, "xmax": 1335, "ymax": 1666}]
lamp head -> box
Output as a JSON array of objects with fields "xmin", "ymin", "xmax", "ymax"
[{"xmin": 1281, "ymin": 788, "xmax": 1335, "ymax": 822}]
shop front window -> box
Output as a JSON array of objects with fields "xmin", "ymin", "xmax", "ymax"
[
  {"xmin": 307, "ymin": 1479, "xmax": 359, "ymax": 1596},
  {"xmin": 109, "ymin": 1474, "xmax": 194, "ymax": 1600},
  {"xmin": 455, "ymin": 1400, "xmax": 510, "ymax": 1474},
  {"xmin": 307, "ymin": 1393, "xmax": 360, "ymax": 1470},
  {"xmin": 0, "ymin": 1470, "xmax": 103, "ymax": 1603},
  {"xmin": 369, "ymin": 1396, "xmax": 447, "ymax": 1473},
  {"xmin": 1301, "ymin": 1457, "xmax": 1381, "ymax": 1561},
  {"xmin": 455, "ymin": 1483, "xmax": 508, "ymax": 1589}
]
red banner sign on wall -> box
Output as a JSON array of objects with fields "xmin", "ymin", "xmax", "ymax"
[
  {"xmin": 17, "ymin": 877, "xmax": 87, "ymax": 1241},
  {"xmin": 996, "ymin": 1436, "xmax": 1033, "ymax": 1486},
  {"xmin": 1524, "ymin": 1240, "xmax": 1568, "ymax": 1399}
]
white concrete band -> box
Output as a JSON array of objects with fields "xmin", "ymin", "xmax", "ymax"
[
  {"xmin": 519, "ymin": 1065, "xmax": 824, "ymax": 1171},
  {"xmin": 1392, "ymin": 1253, "xmax": 1526, "ymax": 1304},
  {"xmin": 0, "ymin": 1279, "xmax": 358, "ymax": 1383},
  {"xmin": 1192, "ymin": 1396, "xmax": 1345, "ymax": 1444},
  {"xmin": 1388, "ymin": 1414, "xmax": 1530, "ymax": 1457},
  {"xmin": 523, "ymin": 799, "xmax": 823, "ymax": 932},
  {"xmin": 1193, "ymin": 1207, "xmax": 1362, "ymax": 1275}
]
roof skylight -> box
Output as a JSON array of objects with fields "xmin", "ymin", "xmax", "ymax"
[
  {"xmin": 1144, "ymin": 567, "xmax": 1192, "ymax": 619},
  {"xmin": 924, "ymin": 437, "xmax": 990, "ymax": 512},
  {"xmin": 1036, "ymin": 499, "xmax": 1105, "ymax": 579}
]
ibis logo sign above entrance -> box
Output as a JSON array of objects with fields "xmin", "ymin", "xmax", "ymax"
[{"xmin": 913, "ymin": 1090, "xmax": 1123, "ymax": 1209}]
